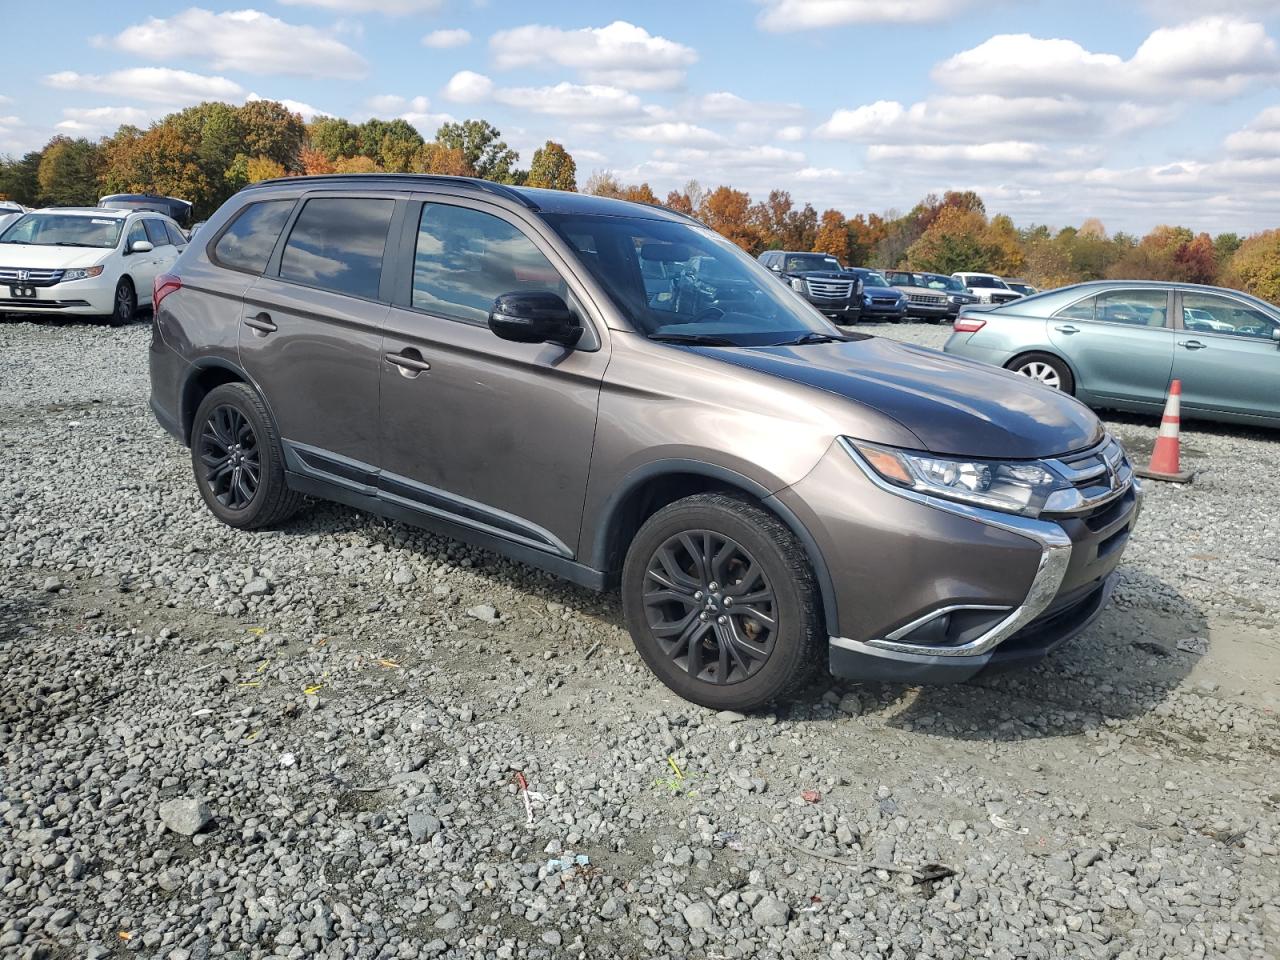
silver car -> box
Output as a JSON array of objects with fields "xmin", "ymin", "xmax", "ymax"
[{"xmin": 944, "ymin": 280, "xmax": 1280, "ymax": 428}]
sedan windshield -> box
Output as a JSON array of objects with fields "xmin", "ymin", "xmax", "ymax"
[
  {"xmin": 543, "ymin": 213, "xmax": 836, "ymax": 346},
  {"xmin": 0, "ymin": 213, "xmax": 123, "ymax": 249}
]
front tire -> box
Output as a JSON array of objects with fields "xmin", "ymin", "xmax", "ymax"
[
  {"xmin": 191, "ymin": 383, "xmax": 304, "ymax": 529},
  {"xmin": 105, "ymin": 278, "xmax": 137, "ymax": 326},
  {"xmin": 622, "ymin": 493, "xmax": 823, "ymax": 711},
  {"xmin": 1008, "ymin": 352, "xmax": 1075, "ymax": 394}
]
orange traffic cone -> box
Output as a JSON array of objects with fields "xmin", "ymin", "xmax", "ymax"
[{"xmin": 1135, "ymin": 379, "xmax": 1194, "ymax": 483}]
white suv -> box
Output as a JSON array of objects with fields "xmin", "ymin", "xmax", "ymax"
[
  {"xmin": 952, "ymin": 271, "xmax": 1023, "ymax": 305},
  {"xmin": 0, "ymin": 207, "xmax": 187, "ymax": 324}
]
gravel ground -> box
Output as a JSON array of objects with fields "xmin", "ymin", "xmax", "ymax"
[{"xmin": 2, "ymin": 317, "xmax": 1277, "ymax": 960}]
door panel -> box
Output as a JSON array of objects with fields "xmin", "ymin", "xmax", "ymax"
[
  {"xmin": 376, "ymin": 198, "xmax": 607, "ymax": 556},
  {"xmin": 1048, "ymin": 289, "xmax": 1174, "ymax": 406},
  {"xmin": 124, "ymin": 221, "xmax": 161, "ymax": 304},
  {"xmin": 1173, "ymin": 291, "xmax": 1280, "ymax": 419}
]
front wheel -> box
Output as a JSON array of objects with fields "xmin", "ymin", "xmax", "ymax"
[
  {"xmin": 1008, "ymin": 352, "xmax": 1075, "ymax": 394},
  {"xmin": 104, "ymin": 278, "xmax": 136, "ymax": 326},
  {"xmin": 622, "ymin": 493, "xmax": 823, "ymax": 711}
]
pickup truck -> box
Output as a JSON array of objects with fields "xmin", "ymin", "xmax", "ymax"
[{"xmin": 758, "ymin": 250, "xmax": 863, "ymax": 324}]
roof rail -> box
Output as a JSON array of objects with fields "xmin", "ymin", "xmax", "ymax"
[{"xmin": 243, "ymin": 173, "xmax": 540, "ymax": 211}]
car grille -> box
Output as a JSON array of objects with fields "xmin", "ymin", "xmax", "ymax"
[
  {"xmin": 0, "ymin": 267, "xmax": 65, "ymax": 287},
  {"xmin": 805, "ymin": 278, "xmax": 855, "ymax": 299},
  {"xmin": 870, "ymin": 296, "xmax": 899, "ymax": 307},
  {"xmin": 1045, "ymin": 436, "xmax": 1134, "ymax": 518},
  {"xmin": 990, "ymin": 291, "xmax": 1021, "ymax": 302},
  {"xmin": 906, "ymin": 292, "xmax": 946, "ymax": 306}
]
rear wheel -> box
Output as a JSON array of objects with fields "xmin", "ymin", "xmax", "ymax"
[
  {"xmin": 622, "ymin": 493, "xmax": 823, "ymax": 711},
  {"xmin": 191, "ymin": 383, "xmax": 304, "ymax": 529},
  {"xmin": 1008, "ymin": 352, "xmax": 1075, "ymax": 394}
]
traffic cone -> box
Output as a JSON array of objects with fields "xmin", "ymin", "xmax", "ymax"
[{"xmin": 1135, "ymin": 380, "xmax": 1194, "ymax": 483}]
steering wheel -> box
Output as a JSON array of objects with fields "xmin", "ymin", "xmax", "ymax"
[{"xmin": 691, "ymin": 305, "xmax": 726, "ymax": 323}]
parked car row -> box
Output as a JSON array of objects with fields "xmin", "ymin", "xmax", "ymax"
[{"xmin": 945, "ymin": 280, "xmax": 1280, "ymax": 428}]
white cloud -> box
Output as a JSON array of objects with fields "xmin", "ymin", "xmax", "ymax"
[
  {"xmin": 692, "ymin": 91, "xmax": 800, "ymax": 121},
  {"xmin": 1147, "ymin": 1, "xmax": 1280, "ymax": 17},
  {"xmin": 422, "ymin": 28, "xmax": 471, "ymax": 48},
  {"xmin": 933, "ymin": 17, "xmax": 1280, "ymax": 101},
  {"xmin": 617, "ymin": 122, "xmax": 726, "ymax": 147},
  {"xmin": 279, "ymin": 0, "xmax": 444, "ymax": 12},
  {"xmin": 55, "ymin": 106, "xmax": 154, "ymax": 135},
  {"xmin": 442, "ymin": 70, "xmax": 494, "ymax": 103},
  {"xmin": 1225, "ymin": 106, "xmax": 1280, "ymax": 157},
  {"xmin": 494, "ymin": 83, "xmax": 644, "ymax": 118},
  {"xmin": 45, "ymin": 68, "xmax": 246, "ymax": 106},
  {"xmin": 776, "ymin": 125, "xmax": 807, "ymax": 141},
  {"xmin": 757, "ymin": 0, "xmax": 975, "ymax": 31},
  {"xmin": 490, "ymin": 21, "xmax": 697, "ymax": 90},
  {"xmin": 866, "ymin": 141, "xmax": 1053, "ymax": 168},
  {"xmin": 364, "ymin": 94, "xmax": 452, "ymax": 134},
  {"xmin": 110, "ymin": 8, "xmax": 366, "ymax": 79},
  {"xmin": 246, "ymin": 93, "xmax": 324, "ymax": 121}
]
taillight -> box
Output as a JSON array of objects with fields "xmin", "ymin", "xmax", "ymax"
[
  {"xmin": 953, "ymin": 314, "xmax": 986, "ymax": 333},
  {"xmin": 153, "ymin": 273, "xmax": 181, "ymax": 311}
]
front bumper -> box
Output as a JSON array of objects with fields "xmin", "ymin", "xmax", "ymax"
[
  {"xmin": 776, "ymin": 438, "xmax": 1140, "ymax": 685},
  {"xmin": 903, "ymin": 300, "xmax": 950, "ymax": 319},
  {"xmin": 0, "ymin": 276, "xmax": 115, "ymax": 315},
  {"xmin": 806, "ymin": 299, "xmax": 862, "ymax": 323},
  {"xmin": 861, "ymin": 302, "xmax": 907, "ymax": 322}
]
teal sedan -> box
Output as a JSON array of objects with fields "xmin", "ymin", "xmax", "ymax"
[{"xmin": 943, "ymin": 281, "xmax": 1280, "ymax": 428}]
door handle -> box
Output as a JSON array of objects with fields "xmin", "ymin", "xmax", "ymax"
[
  {"xmin": 1179, "ymin": 340, "xmax": 1207, "ymax": 351},
  {"xmin": 385, "ymin": 348, "xmax": 432, "ymax": 378},
  {"xmin": 1054, "ymin": 324, "xmax": 1080, "ymax": 334},
  {"xmin": 243, "ymin": 312, "xmax": 277, "ymax": 336}
]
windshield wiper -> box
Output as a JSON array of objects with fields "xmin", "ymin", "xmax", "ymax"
[
  {"xmin": 772, "ymin": 332, "xmax": 843, "ymax": 346},
  {"xmin": 647, "ymin": 332, "xmax": 738, "ymax": 346}
]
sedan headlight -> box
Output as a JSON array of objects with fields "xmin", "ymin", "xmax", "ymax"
[
  {"xmin": 62, "ymin": 266, "xmax": 104, "ymax": 282},
  {"xmin": 790, "ymin": 277, "xmax": 805, "ymax": 292},
  {"xmin": 846, "ymin": 440, "xmax": 1070, "ymax": 517}
]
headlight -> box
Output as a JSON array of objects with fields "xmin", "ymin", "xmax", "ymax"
[
  {"xmin": 846, "ymin": 440, "xmax": 1070, "ymax": 517},
  {"xmin": 62, "ymin": 266, "xmax": 104, "ymax": 282},
  {"xmin": 790, "ymin": 277, "xmax": 805, "ymax": 292},
  {"xmin": 862, "ymin": 293, "xmax": 872, "ymax": 306}
]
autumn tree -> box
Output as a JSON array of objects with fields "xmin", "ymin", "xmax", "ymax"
[
  {"xmin": 299, "ymin": 147, "xmax": 336, "ymax": 175},
  {"xmin": 698, "ymin": 186, "xmax": 762, "ymax": 253},
  {"xmin": 411, "ymin": 143, "xmax": 475, "ymax": 176},
  {"xmin": 435, "ymin": 119, "xmax": 520, "ymax": 183},
  {"xmin": 905, "ymin": 207, "xmax": 995, "ymax": 274},
  {"xmin": 813, "ymin": 209, "xmax": 850, "ymax": 263},
  {"xmin": 36, "ymin": 137, "xmax": 102, "ymax": 206},
  {"xmin": 664, "ymin": 189, "xmax": 694, "ymax": 215},
  {"xmin": 332, "ymin": 155, "xmax": 380, "ymax": 174},
  {"xmin": 100, "ymin": 125, "xmax": 210, "ymax": 210},
  {"xmin": 1224, "ymin": 230, "xmax": 1280, "ymax": 303},
  {"xmin": 526, "ymin": 141, "xmax": 577, "ymax": 191},
  {"xmin": 584, "ymin": 171, "xmax": 656, "ymax": 204},
  {"xmin": 985, "ymin": 214, "xmax": 1026, "ymax": 276}
]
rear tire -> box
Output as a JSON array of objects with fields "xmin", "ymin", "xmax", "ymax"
[
  {"xmin": 191, "ymin": 383, "xmax": 305, "ymax": 530},
  {"xmin": 1008, "ymin": 352, "xmax": 1075, "ymax": 394},
  {"xmin": 622, "ymin": 492, "xmax": 823, "ymax": 711}
]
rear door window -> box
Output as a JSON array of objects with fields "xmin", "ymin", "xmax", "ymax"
[
  {"xmin": 213, "ymin": 200, "xmax": 295, "ymax": 274},
  {"xmin": 411, "ymin": 202, "xmax": 567, "ymax": 325},
  {"xmin": 279, "ymin": 197, "xmax": 395, "ymax": 300}
]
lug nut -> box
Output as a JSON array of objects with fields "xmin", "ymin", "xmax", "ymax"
[
  {"xmin": 717, "ymin": 616, "xmax": 727, "ymax": 624},
  {"xmin": 699, "ymin": 612, "xmax": 709, "ymax": 621}
]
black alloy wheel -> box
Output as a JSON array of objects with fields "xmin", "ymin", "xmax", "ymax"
[
  {"xmin": 642, "ymin": 530, "xmax": 778, "ymax": 685},
  {"xmin": 198, "ymin": 404, "xmax": 260, "ymax": 510},
  {"xmin": 111, "ymin": 279, "xmax": 137, "ymax": 326}
]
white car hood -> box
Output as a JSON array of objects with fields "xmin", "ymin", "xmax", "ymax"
[{"xmin": 0, "ymin": 244, "xmax": 113, "ymax": 269}]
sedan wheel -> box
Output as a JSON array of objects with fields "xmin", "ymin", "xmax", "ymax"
[{"xmin": 1015, "ymin": 359, "xmax": 1063, "ymax": 390}]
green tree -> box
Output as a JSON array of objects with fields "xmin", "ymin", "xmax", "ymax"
[
  {"xmin": 526, "ymin": 141, "xmax": 577, "ymax": 191},
  {"xmin": 307, "ymin": 116, "xmax": 361, "ymax": 162},
  {"xmin": 0, "ymin": 151, "xmax": 42, "ymax": 206},
  {"xmin": 1224, "ymin": 230, "xmax": 1280, "ymax": 303},
  {"xmin": 1213, "ymin": 232, "xmax": 1242, "ymax": 264},
  {"xmin": 434, "ymin": 119, "xmax": 519, "ymax": 183},
  {"xmin": 355, "ymin": 118, "xmax": 423, "ymax": 171},
  {"xmin": 238, "ymin": 100, "xmax": 306, "ymax": 170},
  {"xmin": 36, "ymin": 137, "xmax": 102, "ymax": 206}
]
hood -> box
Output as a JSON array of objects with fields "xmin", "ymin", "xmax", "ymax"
[
  {"xmin": 863, "ymin": 284, "xmax": 902, "ymax": 298},
  {"xmin": 790, "ymin": 269, "xmax": 856, "ymax": 281},
  {"xmin": 705, "ymin": 336, "xmax": 1102, "ymax": 459},
  {"xmin": 0, "ymin": 244, "xmax": 113, "ymax": 269}
]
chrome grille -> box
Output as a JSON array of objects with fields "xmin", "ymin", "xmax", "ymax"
[
  {"xmin": 1044, "ymin": 436, "xmax": 1134, "ymax": 516},
  {"xmin": 805, "ymin": 278, "xmax": 854, "ymax": 299},
  {"xmin": 907, "ymin": 292, "xmax": 946, "ymax": 305},
  {"xmin": 0, "ymin": 267, "xmax": 65, "ymax": 287}
]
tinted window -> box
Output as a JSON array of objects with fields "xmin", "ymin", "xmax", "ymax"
[
  {"xmin": 143, "ymin": 220, "xmax": 170, "ymax": 246},
  {"xmin": 1182, "ymin": 291, "xmax": 1280, "ymax": 340},
  {"xmin": 965, "ymin": 276, "xmax": 1006, "ymax": 289},
  {"xmin": 413, "ymin": 203, "xmax": 566, "ymax": 324},
  {"xmin": 1095, "ymin": 289, "xmax": 1168, "ymax": 327},
  {"xmin": 280, "ymin": 198, "xmax": 394, "ymax": 299},
  {"xmin": 126, "ymin": 221, "xmax": 148, "ymax": 250},
  {"xmin": 164, "ymin": 222, "xmax": 187, "ymax": 247},
  {"xmin": 1054, "ymin": 296, "xmax": 1096, "ymax": 321},
  {"xmin": 213, "ymin": 200, "xmax": 295, "ymax": 274}
]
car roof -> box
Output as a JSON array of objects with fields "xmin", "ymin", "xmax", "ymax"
[
  {"xmin": 243, "ymin": 174, "xmax": 697, "ymax": 225},
  {"xmin": 30, "ymin": 207, "xmax": 130, "ymax": 218}
]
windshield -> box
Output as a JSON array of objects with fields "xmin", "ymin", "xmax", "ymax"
[
  {"xmin": 543, "ymin": 213, "xmax": 837, "ymax": 346},
  {"xmin": 924, "ymin": 274, "xmax": 965, "ymax": 292},
  {"xmin": 784, "ymin": 254, "xmax": 841, "ymax": 272},
  {"xmin": 965, "ymin": 275, "xmax": 1010, "ymax": 289},
  {"xmin": 0, "ymin": 213, "xmax": 123, "ymax": 249},
  {"xmin": 855, "ymin": 269, "xmax": 890, "ymax": 287}
]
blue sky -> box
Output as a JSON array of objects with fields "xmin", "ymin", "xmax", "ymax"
[{"xmin": 3, "ymin": 1, "xmax": 1280, "ymax": 234}]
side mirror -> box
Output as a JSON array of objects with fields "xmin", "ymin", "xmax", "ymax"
[
  {"xmin": 488, "ymin": 291, "xmax": 582, "ymax": 348},
  {"xmin": 1271, "ymin": 328, "xmax": 1280, "ymax": 345},
  {"xmin": 769, "ymin": 263, "xmax": 782, "ymax": 272},
  {"xmin": 129, "ymin": 239, "xmax": 154, "ymax": 254}
]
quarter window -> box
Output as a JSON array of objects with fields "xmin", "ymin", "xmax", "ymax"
[
  {"xmin": 279, "ymin": 197, "xmax": 395, "ymax": 300},
  {"xmin": 164, "ymin": 221, "xmax": 187, "ymax": 247},
  {"xmin": 1094, "ymin": 290, "xmax": 1169, "ymax": 327},
  {"xmin": 143, "ymin": 219, "xmax": 170, "ymax": 246},
  {"xmin": 1182, "ymin": 291, "xmax": 1280, "ymax": 340},
  {"xmin": 213, "ymin": 200, "xmax": 295, "ymax": 274},
  {"xmin": 412, "ymin": 203, "xmax": 567, "ymax": 324}
]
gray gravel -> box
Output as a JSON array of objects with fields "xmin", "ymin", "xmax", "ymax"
[{"xmin": 2, "ymin": 316, "xmax": 1278, "ymax": 959}]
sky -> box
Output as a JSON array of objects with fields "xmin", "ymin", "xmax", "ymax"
[{"xmin": 3, "ymin": 1, "xmax": 1280, "ymax": 235}]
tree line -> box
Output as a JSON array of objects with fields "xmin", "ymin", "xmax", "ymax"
[{"xmin": 2, "ymin": 98, "xmax": 1278, "ymax": 302}]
